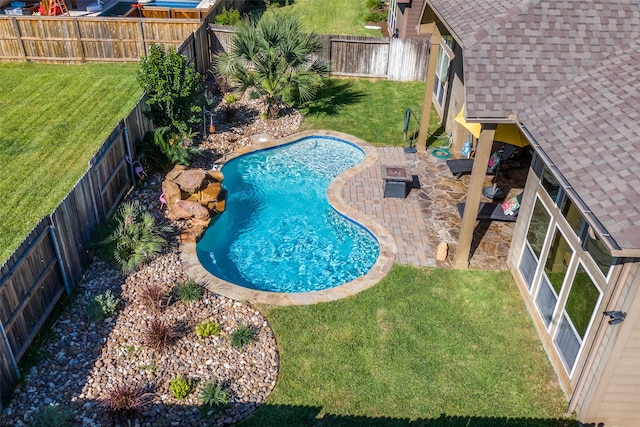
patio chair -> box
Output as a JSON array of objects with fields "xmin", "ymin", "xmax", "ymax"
[
  {"xmin": 456, "ymin": 192, "xmax": 523, "ymax": 222},
  {"xmin": 446, "ymin": 143, "xmax": 522, "ymax": 179}
]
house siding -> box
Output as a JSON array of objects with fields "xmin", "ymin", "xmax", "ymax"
[
  {"xmin": 405, "ymin": 0, "xmax": 429, "ymax": 39},
  {"xmin": 395, "ymin": 0, "xmax": 429, "ymax": 39},
  {"xmin": 506, "ymin": 154, "xmax": 640, "ymax": 425},
  {"xmin": 444, "ymin": 44, "xmax": 466, "ymax": 152},
  {"xmin": 579, "ymin": 262, "xmax": 640, "ymax": 426}
]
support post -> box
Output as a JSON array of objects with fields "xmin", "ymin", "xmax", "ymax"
[
  {"xmin": 453, "ymin": 125, "xmax": 496, "ymax": 269},
  {"xmin": 416, "ymin": 27, "xmax": 441, "ymax": 151},
  {"xmin": 0, "ymin": 321, "xmax": 20, "ymax": 381},
  {"xmin": 48, "ymin": 224, "xmax": 71, "ymax": 295}
]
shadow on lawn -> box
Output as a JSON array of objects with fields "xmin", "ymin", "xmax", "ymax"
[
  {"xmin": 299, "ymin": 79, "xmax": 365, "ymax": 117},
  {"xmin": 239, "ymin": 404, "xmax": 582, "ymax": 427}
]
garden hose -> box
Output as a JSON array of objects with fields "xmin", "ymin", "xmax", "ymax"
[{"xmin": 432, "ymin": 147, "xmax": 452, "ymax": 159}]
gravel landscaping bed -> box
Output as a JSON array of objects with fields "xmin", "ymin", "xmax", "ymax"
[{"xmin": 0, "ymin": 95, "xmax": 304, "ymax": 427}]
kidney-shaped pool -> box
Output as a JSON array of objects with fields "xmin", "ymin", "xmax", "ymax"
[{"xmin": 196, "ymin": 135, "xmax": 380, "ymax": 293}]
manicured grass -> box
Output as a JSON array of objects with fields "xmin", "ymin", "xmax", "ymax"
[
  {"xmin": 243, "ymin": 266, "xmax": 573, "ymax": 426},
  {"xmin": 300, "ymin": 78, "xmax": 435, "ymax": 146},
  {"xmin": 0, "ymin": 63, "xmax": 141, "ymax": 264},
  {"xmin": 263, "ymin": 0, "xmax": 383, "ymax": 36}
]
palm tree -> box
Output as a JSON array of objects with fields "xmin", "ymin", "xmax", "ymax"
[{"xmin": 214, "ymin": 13, "xmax": 330, "ymax": 119}]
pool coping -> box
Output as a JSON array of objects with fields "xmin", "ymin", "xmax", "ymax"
[{"xmin": 180, "ymin": 129, "xmax": 397, "ymax": 305}]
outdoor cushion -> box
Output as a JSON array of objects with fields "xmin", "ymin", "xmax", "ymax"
[{"xmin": 456, "ymin": 193, "xmax": 523, "ymax": 222}]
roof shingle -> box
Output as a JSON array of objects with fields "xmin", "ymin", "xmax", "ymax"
[{"xmin": 427, "ymin": 0, "xmax": 640, "ymax": 250}]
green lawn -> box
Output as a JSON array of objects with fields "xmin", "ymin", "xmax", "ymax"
[
  {"xmin": 0, "ymin": 63, "xmax": 141, "ymax": 265},
  {"xmin": 262, "ymin": 0, "xmax": 383, "ymax": 36},
  {"xmin": 300, "ymin": 78, "xmax": 432, "ymax": 147},
  {"xmin": 242, "ymin": 266, "xmax": 573, "ymax": 426}
]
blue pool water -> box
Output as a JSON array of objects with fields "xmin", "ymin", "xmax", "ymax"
[{"xmin": 196, "ymin": 136, "xmax": 380, "ymax": 293}]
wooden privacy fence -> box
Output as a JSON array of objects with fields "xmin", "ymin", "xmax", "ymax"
[
  {"xmin": 209, "ymin": 26, "xmax": 430, "ymax": 81},
  {"xmin": 0, "ymin": 97, "xmax": 153, "ymax": 405},
  {"xmin": 0, "ymin": 15, "xmax": 202, "ymax": 63},
  {"xmin": 0, "ymin": 0, "xmax": 248, "ymax": 64}
]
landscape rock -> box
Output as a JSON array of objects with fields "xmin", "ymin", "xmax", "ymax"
[
  {"xmin": 169, "ymin": 200, "xmax": 211, "ymax": 221},
  {"xmin": 173, "ymin": 169, "xmax": 207, "ymax": 193}
]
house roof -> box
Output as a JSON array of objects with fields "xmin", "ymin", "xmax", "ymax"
[
  {"xmin": 427, "ymin": 0, "xmax": 640, "ymax": 251},
  {"xmin": 519, "ymin": 36, "xmax": 640, "ymax": 251}
]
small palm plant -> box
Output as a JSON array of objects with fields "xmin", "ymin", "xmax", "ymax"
[
  {"xmin": 214, "ymin": 13, "xmax": 330, "ymax": 119},
  {"xmin": 94, "ymin": 201, "xmax": 170, "ymax": 274}
]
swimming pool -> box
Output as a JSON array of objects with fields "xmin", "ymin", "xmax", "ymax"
[{"xmin": 196, "ymin": 135, "xmax": 380, "ymax": 293}]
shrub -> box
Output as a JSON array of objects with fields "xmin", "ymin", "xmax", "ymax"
[
  {"xmin": 214, "ymin": 7, "xmax": 241, "ymax": 25},
  {"xmin": 169, "ymin": 374, "xmax": 191, "ymax": 399},
  {"xmin": 137, "ymin": 43, "xmax": 203, "ymax": 135},
  {"xmin": 93, "ymin": 201, "xmax": 169, "ymax": 274},
  {"xmin": 224, "ymin": 93, "xmax": 239, "ymax": 103},
  {"xmin": 175, "ymin": 279, "xmax": 203, "ymax": 303},
  {"xmin": 365, "ymin": 0, "xmax": 382, "ymax": 9},
  {"xmin": 248, "ymin": 90, "xmax": 261, "ymax": 100},
  {"xmin": 143, "ymin": 318, "xmax": 178, "ymax": 352},
  {"xmin": 364, "ymin": 11, "xmax": 386, "ymax": 23},
  {"xmin": 86, "ymin": 290, "xmax": 120, "ymax": 322},
  {"xmin": 195, "ymin": 320, "xmax": 220, "ymax": 338},
  {"xmin": 102, "ymin": 383, "xmax": 150, "ymax": 420},
  {"xmin": 32, "ymin": 403, "xmax": 74, "ymax": 427},
  {"xmin": 201, "ymin": 381, "xmax": 228, "ymax": 409},
  {"xmin": 229, "ymin": 324, "xmax": 257, "ymax": 350},
  {"xmin": 139, "ymin": 284, "xmax": 168, "ymax": 313},
  {"xmin": 153, "ymin": 126, "xmax": 200, "ymax": 168}
]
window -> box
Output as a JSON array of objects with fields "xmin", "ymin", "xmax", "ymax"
[
  {"xmin": 584, "ymin": 229, "xmax": 613, "ymax": 277},
  {"xmin": 526, "ymin": 198, "xmax": 550, "ymax": 259},
  {"xmin": 543, "ymin": 228, "xmax": 573, "ymax": 294},
  {"xmin": 388, "ymin": 0, "xmax": 398, "ymax": 37},
  {"xmin": 554, "ymin": 264, "xmax": 601, "ymax": 372},
  {"xmin": 561, "ymin": 197, "xmax": 584, "ymax": 238},
  {"xmin": 535, "ymin": 227, "xmax": 572, "ymax": 329},
  {"xmin": 433, "ymin": 37, "xmax": 453, "ymax": 107},
  {"xmin": 541, "ymin": 167, "xmax": 561, "ymax": 203},
  {"xmin": 519, "ymin": 245, "xmax": 537, "ymax": 290},
  {"xmin": 565, "ymin": 265, "xmax": 600, "ymax": 339},
  {"xmin": 536, "ymin": 275, "xmax": 558, "ymax": 328}
]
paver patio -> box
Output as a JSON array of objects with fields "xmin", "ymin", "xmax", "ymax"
[{"xmin": 342, "ymin": 147, "xmax": 530, "ymax": 270}]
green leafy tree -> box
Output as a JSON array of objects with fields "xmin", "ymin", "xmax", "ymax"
[
  {"xmin": 137, "ymin": 43, "xmax": 203, "ymax": 135},
  {"xmin": 214, "ymin": 13, "xmax": 330, "ymax": 119}
]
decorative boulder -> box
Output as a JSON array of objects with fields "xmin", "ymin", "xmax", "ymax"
[
  {"xmin": 162, "ymin": 165, "xmax": 226, "ymax": 241},
  {"xmin": 169, "ymin": 200, "xmax": 210, "ymax": 221}
]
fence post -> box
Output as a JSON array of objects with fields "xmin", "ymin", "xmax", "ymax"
[
  {"xmin": 10, "ymin": 17, "xmax": 26, "ymax": 61},
  {"xmin": 48, "ymin": 224, "xmax": 71, "ymax": 295},
  {"xmin": 137, "ymin": 20, "xmax": 146, "ymax": 57},
  {"xmin": 123, "ymin": 125, "xmax": 137, "ymax": 187},
  {"xmin": 0, "ymin": 321, "xmax": 20, "ymax": 381},
  {"xmin": 72, "ymin": 18, "xmax": 86, "ymax": 62}
]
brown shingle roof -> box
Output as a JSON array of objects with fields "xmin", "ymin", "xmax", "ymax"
[
  {"xmin": 427, "ymin": 0, "xmax": 640, "ymax": 250},
  {"xmin": 519, "ymin": 36, "xmax": 640, "ymax": 250}
]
